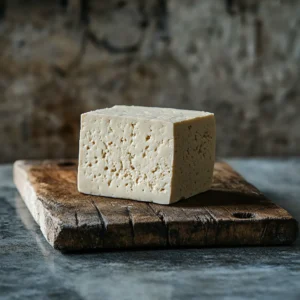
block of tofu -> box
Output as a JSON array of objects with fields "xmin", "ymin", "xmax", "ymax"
[{"xmin": 78, "ymin": 105, "xmax": 216, "ymax": 205}]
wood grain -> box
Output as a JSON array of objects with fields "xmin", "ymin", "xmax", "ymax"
[{"xmin": 13, "ymin": 160, "xmax": 298, "ymax": 251}]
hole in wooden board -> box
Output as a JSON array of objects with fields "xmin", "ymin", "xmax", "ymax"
[
  {"xmin": 232, "ymin": 212, "xmax": 255, "ymax": 219},
  {"xmin": 58, "ymin": 161, "xmax": 76, "ymax": 167}
]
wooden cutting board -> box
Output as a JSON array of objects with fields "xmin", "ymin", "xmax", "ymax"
[{"xmin": 14, "ymin": 160, "xmax": 298, "ymax": 251}]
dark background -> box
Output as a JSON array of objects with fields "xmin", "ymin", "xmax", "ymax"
[{"xmin": 0, "ymin": 0, "xmax": 299, "ymax": 163}]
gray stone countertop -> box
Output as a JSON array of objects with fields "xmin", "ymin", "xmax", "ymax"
[{"xmin": 1, "ymin": 159, "xmax": 300, "ymax": 300}]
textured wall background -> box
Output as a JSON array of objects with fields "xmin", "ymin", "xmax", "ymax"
[{"xmin": 0, "ymin": 0, "xmax": 300, "ymax": 162}]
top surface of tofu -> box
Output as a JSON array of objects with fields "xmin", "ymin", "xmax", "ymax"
[{"xmin": 86, "ymin": 105, "xmax": 213, "ymax": 123}]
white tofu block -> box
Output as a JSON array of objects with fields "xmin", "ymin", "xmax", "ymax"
[{"xmin": 78, "ymin": 106, "xmax": 216, "ymax": 205}]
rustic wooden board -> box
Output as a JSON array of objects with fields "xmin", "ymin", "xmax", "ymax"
[{"xmin": 14, "ymin": 160, "xmax": 298, "ymax": 251}]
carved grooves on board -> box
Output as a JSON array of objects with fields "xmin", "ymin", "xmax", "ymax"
[
  {"xmin": 148, "ymin": 203, "xmax": 170, "ymax": 247},
  {"xmin": 260, "ymin": 223, "xmax": 268, "ymax": 243},
  {"xmin": 126, "ymin": 206, "xmax": 135, "ymax": 245},
  {"xmin": 91, "ymin": 200, "xmax": 107, "ymax": 237},
  {"xmin": 204, "ymin": 207, "xmax": 218, "ymax": 223},
  {"xmin": 74, "ymin": 211, "xmax": 79, "ymax": 227}
]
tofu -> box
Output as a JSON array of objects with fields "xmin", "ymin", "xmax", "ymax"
[{"xmin": 78, "ymin": 105, "xmax": 216, "ymax": 205}]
